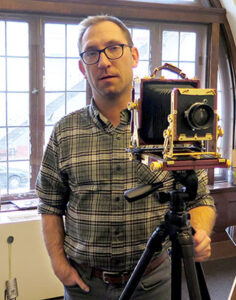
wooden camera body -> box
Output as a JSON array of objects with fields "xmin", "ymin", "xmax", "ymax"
[{"xmin": 128, "ymin": 64, "xmax": 230, "ymax": 171}]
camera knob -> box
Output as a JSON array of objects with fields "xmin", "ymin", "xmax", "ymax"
[
  {"xmin": 217, "ymin": 125, "xmax": 224, "ymax": 137},
  {"xmin": 150, "ymin": 161, "xmax": 163, "ymax": 171},
  {"xmin": 128, "ymin": 101, "xmax": 139, "ymax": 111}
]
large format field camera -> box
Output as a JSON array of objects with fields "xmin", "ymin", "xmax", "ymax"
[{"xmin": 128, "ymin": 63, "xmax": 230, "ymax": 171}]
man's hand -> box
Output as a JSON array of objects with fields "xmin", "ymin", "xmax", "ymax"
[
  {"xmin": 189, "ymin": 206, "xmax": 215, "ymax": 261},
  {"xmin": 53, "ymin": 260, "xmax": 90, "ymax": 292},
  {"xmin": 41, "ymin": 214, "xmax": 90, "ymax": 292},
  {"xmin": 193, "ymin": 229, "xmax": 211, "ymax": 262}
]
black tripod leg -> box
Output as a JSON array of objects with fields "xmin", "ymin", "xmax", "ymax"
[
  {"xmin": 191, "ymin": 227, "xmax": 211, "ymax": 299},
  {"xmin": 119, "ymin": 246, "xmax": 155, "ymax": 300},
  {"xmin": 179, "ymin": 230, "xmax": 202, "ymax": 300},
  {"xmin": 183, "ymin": 254, "xmax": 202, "ymax": 299},
  {"xmin": 195, "ymin": 262, "xmax": 211, "ymax": 300},
  {"xmin": 171, "ymin": 235, "xmax": 182, "ymax": 300},
  {"xmin": 119, "ymin": 225, "xmax": 168, "ymax": 300}
]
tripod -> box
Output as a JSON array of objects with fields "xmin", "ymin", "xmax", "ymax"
[{"xmin": 119, "ymin": 170, "xmax": 210, "ymax": 300}]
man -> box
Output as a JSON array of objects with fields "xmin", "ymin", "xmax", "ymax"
[{"xmin": 36, "ymin": 15, "xmax": 216, "ymax": 300}]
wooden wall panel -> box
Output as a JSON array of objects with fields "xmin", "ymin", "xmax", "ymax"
[
  {"xmin": 210, "ymin": 187, "xmax": 236, "ymax": 242},
  {"xmin": 0, "ymin": 0, "xmax": 226, "ymax": 24}
]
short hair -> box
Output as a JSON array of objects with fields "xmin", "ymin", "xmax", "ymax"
[{"xmin": 77, "ymin": 15, "xmax": 134, "ymax": 53}]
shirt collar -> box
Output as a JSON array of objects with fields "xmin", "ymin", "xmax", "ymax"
[{"xmin": 89, "ymin": 98, "xmax": 131, "ymax": 132}]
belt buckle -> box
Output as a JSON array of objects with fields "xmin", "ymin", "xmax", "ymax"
[
  {"xmin": 102, "ymin": 271, "xmax": 128, "ymax": 284},
  {"xmin": 102, "ymin": 271, "xmax": 119, "ymax": 284}
]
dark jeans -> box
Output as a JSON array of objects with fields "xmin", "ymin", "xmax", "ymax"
[{"xmin": 64, "ymin": 257, "xmax": 171, "ymax": 300}]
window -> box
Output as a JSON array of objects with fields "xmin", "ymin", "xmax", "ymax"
[
  {"xmin": 0, "ymin": 17, "xmax": 217, "ymax": 198},
  {"xmin": 130, "ymin": 28, "xmax": 150, "ymax": 79},
  {"xmin": 160, "ymin": 24, "xmax": 206, "ymax": 81},
  {"xmin": 162, "ymin": 31, "xmax": 196, "ymax": 78},
  {"xmin": 44, "ymin": 24, "xmax": 152, "ymax": 134},
  {"xmin": 44, "ymin": 22, "xmax": 86, "ymax": 143},
  {"xmin": 0, "ymin": 3, "xmax": 234, "ymax": 202},
  {"xmin": 126, "ymin": 21, "xmax": 206, "ymax": 98},
  {"xmin": 0, "ymin": 20, "xmax": 30, "ymax": 195}
]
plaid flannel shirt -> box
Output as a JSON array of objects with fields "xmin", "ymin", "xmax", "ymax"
[{"xmin": 36, "ymin": 100, "xmax": 215, "ymax": 272}]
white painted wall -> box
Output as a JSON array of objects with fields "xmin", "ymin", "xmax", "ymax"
[
  {"xmin": 220, "ymin": 0, "xmax": 236, "ymax": 43},
  {"xmin": 0, "ymin": 210, "xmax": 63, "ymax": 300}
]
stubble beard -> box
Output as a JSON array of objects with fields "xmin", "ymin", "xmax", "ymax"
[{"xmin": 96, "ymin": 79, "xmax": 133, "ymax": 104}]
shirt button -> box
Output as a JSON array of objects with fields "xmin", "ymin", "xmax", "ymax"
[
  {"xmin": 116, "ymin": 165, "xmax": 121, "ymax": 172},
  {"xmin": 115, "ymin": 228, "xmax": 120, "ymax": 235},
  {"xmin": 116, "ymin": 134, "xmax": 121, "ymax": 140},
  {"xmin": 115, "ymin": 197, "xmax": 120, "ymax": 202},
  {"xmin": 113, "ymin": 259, "xmax": 121, "ymax": 265}
]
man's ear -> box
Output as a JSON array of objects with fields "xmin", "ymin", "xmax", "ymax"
[
  {"xmin": 78, "ymin": 60, "xmax": 87, "ymax": 79},
  {"xmin": 131, "ymin": 47, "xmax": 139, "ymax": 69}
]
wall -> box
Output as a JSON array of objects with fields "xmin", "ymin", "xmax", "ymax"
[{"xmin": 0, "ymin": 211, "xmax": 63, "ymax": 300}]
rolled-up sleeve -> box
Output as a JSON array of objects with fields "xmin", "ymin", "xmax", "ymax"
[{"xmin": 36, "ymin": 126, "xmax": 69, "ymax": 215}]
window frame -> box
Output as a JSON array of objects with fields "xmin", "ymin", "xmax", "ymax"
[
  {"xmin": 0, "ymin": 15, "xmax": 35, "ymax": 198},
  {"xmin": 43, "ymin": 17, "xmax": 88, "ymax": 146},
  {"xmin": 158, "ymin": 23, "xmax": 207, "ymax": 83},
  {"xmin": 123, "ymin": 0, "xmax": 208, "ymax": 6}
]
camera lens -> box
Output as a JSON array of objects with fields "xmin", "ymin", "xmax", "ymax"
[{"xmin": 185, "ymin": 102, "xmax": 214, "ymax": 130}]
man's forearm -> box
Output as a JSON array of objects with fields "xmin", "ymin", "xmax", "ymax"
[
  {"xmin": 41, "ymin": 214, "xmax": 69, "ymax": 272},
  {"xmin": 189, "ymin": 206, "xmax": 216, "ymax": 236}
]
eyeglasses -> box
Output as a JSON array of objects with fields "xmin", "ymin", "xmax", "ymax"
[{"xmin": 80, "ymin": 44, "xmax": 132, "ymax": 65}]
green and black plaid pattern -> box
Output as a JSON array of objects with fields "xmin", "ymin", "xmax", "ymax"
[{"xmin": 36, "ymin": 100, "xmax": 215, "ymax": 272}]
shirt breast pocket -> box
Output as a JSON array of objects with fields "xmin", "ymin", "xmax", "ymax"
[{"xmin": 65, "ymin": 150, "xmax": 112, "ymax": 187}]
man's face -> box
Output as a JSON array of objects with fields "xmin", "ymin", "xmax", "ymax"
[{"xmin": 79, "ymin": 21, "xmax": 139, "ymax": 101}]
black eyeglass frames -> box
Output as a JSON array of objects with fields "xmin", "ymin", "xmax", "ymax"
[{"xmin": 80, "ymin": 44, "xmax": 132, "ymax": 65}]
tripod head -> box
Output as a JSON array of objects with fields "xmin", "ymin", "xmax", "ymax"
[
  {"xmin": 172, "ymin": 170, "xmax": 198, "ymax": 201},
  {"xmin": 124, "ymin": 169, "xmax": 198, "ymax": 203}
]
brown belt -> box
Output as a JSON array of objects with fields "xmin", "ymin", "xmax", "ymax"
[{"xmin": 92, "ymin": 251, "xmax": 168, "ymax": 284}]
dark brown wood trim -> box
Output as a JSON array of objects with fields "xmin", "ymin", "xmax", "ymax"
[
  {"xmin": 29, "ymin": 17, "xmax": 40, "ymax": 189},
  {"xmin": 86, "ymin": 81, "xmax": 92, "ymax": 105},
  {"xmin": 0, "ymin": 0, "xmax": 226, "ymax": 24},
  {"xmin": 205, "ymin": 22, "xmax": 220, "ymax": 185},
  {"xmin": 210, "ymin": 240, "xmax": 236, "ymax": 260},
  {"xmin": 210, "ymin": 187, "xmax": 236, "ymax": 243},
  {"xmin": 209, "ymin": 182, "xmax": 236, "ymax": 193},
  {"xmin": 29, "ymin": 16, "xmax": 45, "ymax": 189},
  {"xmin": 207, "ymin": 23, "xmax": 220, "ymax": 89}
]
